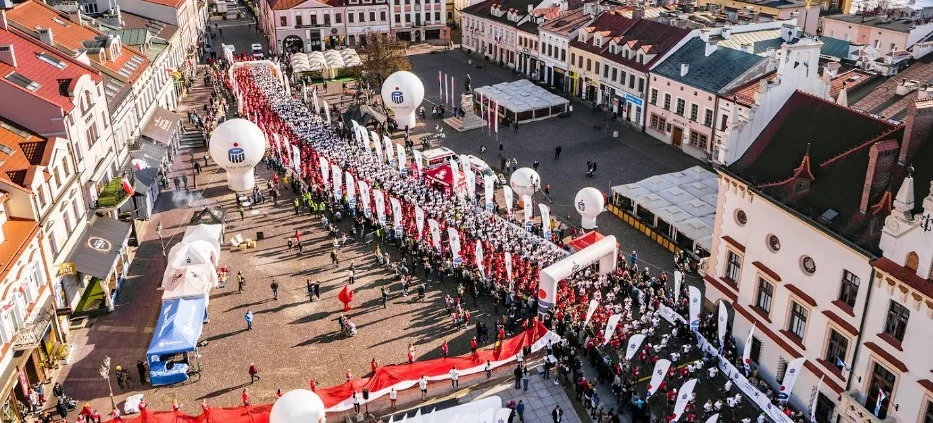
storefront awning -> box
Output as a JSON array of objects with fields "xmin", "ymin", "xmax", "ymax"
[
  {"xmin": 68, "ymin": 217, "xmax": 131, "ymax": 280},
  {"xmin": 141, "ymin": 107, "xmax": 181, "ymax": 146},
  {"xmin": 130, "ymin": 140, "xmax": 168, "ymax": 188}
]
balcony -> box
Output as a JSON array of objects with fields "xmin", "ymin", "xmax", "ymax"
[
  {"xmin": 95, "ymin": 173, "xmax": 134, "ymax": 209},
  {"xmin": 12, "ymin": 309, "xmax": 54, "ymax": 351},
  {"xmin": 838, "ymin": 390, "xmax": 897, "ymax": 423}
]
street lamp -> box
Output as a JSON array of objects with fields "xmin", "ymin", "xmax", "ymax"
[{"xmin": 100, "ymin": 356, "xmax": 116, "ymax": 410}]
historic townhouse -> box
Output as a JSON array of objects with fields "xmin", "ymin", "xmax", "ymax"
[
  {"xmin": 535, "ymin": 6, "xmax": 590, "ymax": 92},
  {"xmin": 261, "ymin": 0, "xmax": 350, "ymax": 53},
  {"xmin": 462, "ymin": 0, "xmax": 545, "ymax": 67}
]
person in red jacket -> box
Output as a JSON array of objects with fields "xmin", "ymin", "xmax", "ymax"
[
  {"xmin": 470, "ymin": 337, "xmax": 478, "ymax": 354},
  {"xmin": 241, "ymin": 388, "xmax": 249, "ymax": 406},
  {"xmin": 441, "ymin": 340, "xmax": 449, "ymax": 357},
  {"xmin": 371, "ymin": 358, "xmax": 378, "ymax": 374}
]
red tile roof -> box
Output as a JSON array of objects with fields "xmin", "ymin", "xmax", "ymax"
[
  {"xmin": 828, "ymin": 69, "xmax": 876, "ymax": 100},
  {"xmin": 540, "ymin": 9, "xmax": 593, "ymax": 36},
  {"xmin": 0, "ymin": 27, "xmax": 101, "ymax": 112},
  {"xmin": 7, "ymin": 1, "xmax": 150, "ymax": 83},
  {"xmin": 598, "ymin": 18, "xmax": 691, "ymax": 72},
  {"xmin": 727, "ymin": 71, "xmax": 777, "ymax": 107},
  {"xmin": 0, "ymin": 119, "xmax": 50, "ymax": 189},
  {"xmin": 0, "ymin": 217, "xmax": 41, "ymax": 283},
  {"xmin": 142, "ymin": 0, "xmax": 186, "ymax": 8}
]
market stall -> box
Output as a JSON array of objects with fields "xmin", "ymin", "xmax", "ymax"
[
  {"xmin": 166, "ymin": 240, "xmax": 219, "ymax": 268},
  {"xmin": 423, "ymin": 163, "xmax": 466, "ymax": 196},
  {"xmin": 147, "ymin": 297, "xmax": 207, "ymax": 386}
]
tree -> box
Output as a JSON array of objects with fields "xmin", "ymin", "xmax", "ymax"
[{"xmin": 348, "ymin": 33, "xmax": 411, "ymax": 89}]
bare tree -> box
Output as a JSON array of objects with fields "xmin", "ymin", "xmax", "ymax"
[{"xmin": 348, "ymin": 33, "xmax": 412, "ymax": 90}]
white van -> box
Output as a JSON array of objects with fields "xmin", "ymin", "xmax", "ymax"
[
  {"xmin": 251, "ymin": 44, "xmax": 264, "ymax": 59},
  {"xmin": 420, "ymin": 147, "xmax": 457, "ymax": 169},
  {"xmin": 466, "ymin": 155, "xmax": 500, "ymax": 187}
]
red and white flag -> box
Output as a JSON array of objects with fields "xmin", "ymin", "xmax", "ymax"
[{"xmin": 121, "ymin": 177, "xmax": 134, "ymax": 195}]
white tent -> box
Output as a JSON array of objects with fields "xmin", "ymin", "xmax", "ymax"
[
  {"xmin": 167, "ymin": 240, "xmax": 219, "ymax": 268},
  {"xmin": 161, "ymin": 264, "xmax": 216, "ymax": 302},
  {"xmin": 474, "ymin": 80, "xmax": 569, "ymax": 123},
  {"xmin": 182, "ymin": 224, "xmax": 223, "ymax": 257}
]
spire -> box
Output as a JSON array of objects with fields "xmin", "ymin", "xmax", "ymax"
[
  {"xmin": 793, "ymin": 143, "xmax": 815, "ymax": 180},
  {"xmin": 892, "ymin": 165, "xmax": 915, "ymax": 220}
]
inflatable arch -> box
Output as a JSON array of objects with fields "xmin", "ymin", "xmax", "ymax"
[{"xmin": 538, "ymin": 234, "xmax": 618, "ymax": 313}]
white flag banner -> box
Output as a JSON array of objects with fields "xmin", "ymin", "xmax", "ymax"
[
  {"xmin": 475, "ymin": 240, "xmax": 485, "ymax": 275},
  {"xmin": 415, "ymin": 206, "xmax": 425, "ymax": 239},
  {"xmin": 583, "ymin": 299, "xmax": 599, "ymax": 327},
  {"xmin": 602, "ymin": 313, "xmax": 622, "ymax": 345},
  {"xmin": 390, "ymin": 197, "xmax": 402, "ymax": 227},
  {"xmin": 292, "ymin": 142, "xmax": 301, "ymax": 173},
  {"xmin": 302, "ymin": 82, "xmax": 308, "ymax": 103},
  {"xmin": 359, "ymin": 128, "xmax": 371, "ymax": 153},
  {"xmin": 323, "ymin": 99, "xmax": 331, "ymax": 124},
  {"xmin": 359, "ymin": 181, "xmax": 372, "ymax": 218},
  {"xmin": 450, "ymin": 158, "xmax": 461, "ymax": 197},
  {"xmin": 463, "ymin": 166, "xmax": 476, "ymax": 200},
  {"xmin": 674, "ymin": 270, "xmax": 685, "ymax": 302},
  {"xmin": 705, "ymin": 414, "xmax": 720, "ymax": 423},
  {"xmin": 383, "ymin": 136, "xmax": 394, "ymax": 165},
  {"xmin": 672, "ymin": 379, "xmax": 698, "ymax": 422},
  {"xmin": 428, "ymin": 219, "xmax": 441, "ymax": 250},
  {"xmin": 346, "ymin": 172, "xmax": 357, "ymax": 209},
  {"xmin": 778, "ymin": 358, "xmax": 806, "ymax": 402},
  {"xmin": 625, "ymin": 334, "xmax": 647, "ymax": 361},
  {"xmin": 312, "ymin": 88, "xmax": 319, "ymax": 114},
  {"xmin": 448, "ymin": 227, "xmax": 462, "ymax": 266},
  {"xmin": 809, "ymin": 376, "xmax": 823, "ymax": 423},
  {"xmin": 272, "ymin": 133, "xmax": 282, "ymax": 159},
  {"xmin": 412, "ymin": 150, "xmax": 423, "ymax": 177},
  {"xmin": 504, "ymin": 251, "xmax": 513, "ymax": 282},
  {"xmin": 396, "ymin": 143, "xmax": 407, "ymax": 174},
  {"xmin": 717, "ymin": 301, "xmax": 730, "ymax": 348},
  {"xmin": 743, "ymin": 325, "xmax": 756, "ymax": 376},
  {"xmin": 319, "ymin": 157, "xmax": 330, "ymax": 186},
  {"xmin": 351, "ymin": 119, "xmax": 359, "ymax": 130},
  {"xmin": 539, "ymin": 204, "xmax": 551, "ymax": 240},
  {"xmin": 459, "ymin": 154, "xmax": 471, "ymax": 176},
  {"xmin": 331, "ymin": 163, "xmax": 343, "ymax": 201},
  {"xmin": 372, "ymin": 131, "xmax": 384, "ymax": 162},
  {"xmin": 503, "ymin": 186, "xmax": 514, "ymax": 217},
  {"xmin": 688, "ymin": 285, "xmax": 702, "ymax": 331},
  {"xmin": 646, "ymin": 359, "xmax": 671, "ymax": 398},
  {"xmin": 484, "ymin": 175, "xmax": 495, "ymax": 212},
  {"xmin": 374, "ymin": 189, "xmax": 387, "ymax": 225},
  {"xmin": 522, "ymin": 195, "xmax": 533, "ymax": 232}
]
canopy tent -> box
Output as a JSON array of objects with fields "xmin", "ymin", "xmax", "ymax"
[
  {"xmin": 182, "ymin": 224, "xmax": 223, "ymax": 257},
  {"xmin": 161, "ymin": 264, "xmax": 216, "ymax": 301},
  {"xmin": 473, "ymin": 79, "xmax": 569, "ymax": 123},
  {"xmin": 566, "ymin": 231, "xmax": 605, "ymax": 252},
  {"xmin": 147, "ymin": 297, "xmax": 207, "ymax": 386},
  {"xmin": 290, "ymin": 50, "xmax": 360, "ymax": 74},
  {"xmin": 423, "ymin": 163, "xmax": 465, "ymax": 196},
  {"xmin": 342, "ymin": 105, "xmax": 387, "ymax": 128},
  {"xmin": 609, "ymin": 165, "xmax": 718, "ymax": 255},
  {"xmin": 167, "ymin": 240, "xmax": 219, "ymax": 268},
  {"xmin": 190, "ymin": 207, "xmax": 225, "ymax": 226}
]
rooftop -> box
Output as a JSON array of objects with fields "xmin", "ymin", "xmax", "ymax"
[
  {"xmin": 0, "ymin": 217, "xmax": 41, "ymax": 284},
  {"xmin": 0, "ymin": 119, "xmax": 50, "ymax": 189},
  {"xmin": 141, "ymin": 0, "xmax": 186, "ymax": 8},
  {"xmin": 268, "ymin": 0, "xmax": 344, "ymax": 10},
  {"xmin": 0, "ymin": 26, "xmax": 101, "ymax": 112},
  {"xmin": 119, "ymin": 11, "xmax": 180, "ymax": 40},
  {"xmin": 538, "ymin": 9, "xmax": 593, "ymax": 35},
  {"xmin": 711, "ymin": 0, "xmax": 806, "ymax": 9},
  {"xmin": 851, "ymin": 53, "xmax": 933, "ymax": 121},
  {"xmin": 652, "ymin": 38, "xmax": 766, "ymax": 93},
  {"xmin": 823, "ymin": 13, "xmax": 923, "ymax": 33},
  {"xmin": 828, "ymin": 68, "xmax": 877, "ymax": 100}
]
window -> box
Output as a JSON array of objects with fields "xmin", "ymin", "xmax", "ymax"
[
  {"xmin": 676, "ymin": 98, "xmax": 685, "ymax": 115},
  {"xmin": 883, "ymin": 300, "xmax": 909, "ymax": 341},
  {"xmin": 586, "ymin": 58, "xmax": 592, "ymax": 72},
  {"xmin": 725, "ymin": 251, "xmax": 741, "ymax": 283},
  {"xmin": 53, "ymin": 168, "xmax": 62, "ymax": 188},
  {"xmin": 649, "ymin": 88, "xmax": 658, "ymax": 105},
  {"xmin": 767, "ymin": 234, "xmax": 781, "ymax": 252},
  {"xmin": 381, "ymin": 11, "xmax": 386, "ymax": 21},
  {"xmin": 620, "ymin": 71, "xmax": 627, "ymax": 84},
  {"xmin": 825, "ymin": 329, "xmax": 849, "ymax": 365},
  {"xmin": 336, "ymin": 13, "xmax": 342, "ymax": 23},
  {"xmin": 788, "ymin": 302, "xmax": 808, "ymax": 339},
  {"xmin": 36, "ymin": 186, "xmax": 47, "ymax": 208},
  {"xmin": 570, "ymin": 52, "xmax": 574, "ymax": 62},
  {"xmin": 750, "ymin": 336, "xmax": 762, "ymax": 363},
  {"xmin": 638, "ymin": 78, "xmax": 644, "ymax": 93},
  {"xmin": 814, "ymin": 394, "xmax": 836, "ymax": 423},
  {"xmin": 689, "ymin": 131, "xmax": 708, "ymax": 150},
  {"xmin": 295, "ymin": 15, "xmax": 303, "ymax": 26},
  {"xmin": 603, "ymin": 65, "xmax": 609, "ymax": 78},
  {"xmin": 756, "ymin": 278, "xmax": 773, "ymax": 314},
  {"xmin": 49, "ymin": 232, "xmax": 59, "ymax": 256},
  {"xmin": 349, "ymin": 13, "xmax": 354, "ymax": 22},
  {"xmin": 838, "ymin": 270, "xmax": 859, "ymax": 308},
  {"xmin": 629, "ymin": 74, "xmax": 636, "ymax": 89},
  {"xmin": 85, "ymin": 121, "xmax": 99, "ymax": 147},
  {"xmin": 663, "ymin": 93, "xmax": 671, "ymax": 110},
  {"xmin": 735, "ymin": 210, "xmax": 747, "ymax": 225},
  {"xmin": 650, "ymin": 114, "xmax": 659, "ymax": 130},
  {"xmin": 924, "ymin": 401, "xmax": 933, "ymax": 423},
  {"xmin": 61, "ymin": 157, "xmax": 70, "ymax": 177},
  {"xmin": 690, "ymin": 104, "xmax": 699, "ymax": 121},
  {"xmin": 358, "ymin": 12, "xmax": 364, "ymax": 22},
  {"xmin": 611, "ymin": 68, "xmax": 617, "ymax": 82},
  {"xmin": 434, "ymin": 11, "xmax": 440, "ymax": 21},
  {"xmin": 866, "ymin": 362, "xmax": 895, "ymax": 419},
  {"xmin": 370, "ymin": 12, "xmax": 376, "ymax": 21},
  {"xmin": 311, "ymin": 14, "xmax": 318, "ymax": 25},
  {"xmin": 704, "ymin": 109, "xmax": 714, "ymax": 127}
]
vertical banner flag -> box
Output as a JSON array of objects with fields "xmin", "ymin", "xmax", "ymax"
[
  {"xmin": 522, "ymin": 194, "xmax": 533, "ymax": 232},
  {"xmin": 646, "ymin": 359, "xmax": 672, "ymax": 398},
  {"xmin": 359, "ymin": 181, "xmax": 372, "ymax": 218},
  {"xmin": 303, "ymin": 82, "xmax": 308, "ymax": 103},
  {"xmin": 272, "ymin": 133, "xmax": 282, "ymax": 159},
  {"xmin": 444, "ymin": 73, "xmax": 449, "ymax": 105},
  {"xmin": 539, "ymin": 204, "xmax": 551, "ymax": 240},
  {"xmin": 438, "ymin": 71, "xmax": 443, "ymax": 101},
  {"xmin": 397, "ymin": 144, "xmax": 407, "ymax": 174},
  {"xmin": 373, "ymin": 189, "xmax": 387, "ymax": 225},
  {"xmin": 412, "ymin": 150, "xmax": 423, "ymax": 177},
  {"xmin": 428, "ymin": 219, "xmax": 441, "ymax": 250},
  {"xmin": 494, "ymin": 101, "xmax": 498, "ymax": 133},
  {"xmin": 390, "ymin": 197, "xmax": 403, "ymax": 238},
  {"xmin": 415, "ymin": 206, "xmax": 425, "ymax": 239},
  {"xmin": 583, "ymin": 299, "xmax": 599, "ymax": 328},
  {"xmin": 688, "ymin": 285, "xmax": 701, "ymax": 331},
  {"xmin": 323, "ymin": 99, "xmax": 331, "ymax": 124},
  {"xmin": 484, "ymin": 175, "xmax": 495, "ymax": 211},
  {"xmin": 319, "ymin": 157, "xmax": 330, "ymax": 187},
  {"xmin": 292, "ymin": 142, "xmax": 301, "ymax": 173},
  {"xmin": 383, "ymin": 136, "xmax": 394, "ymax": 165},
  {"xmin": 359, "ymin": 128, "xmax": 371, "ymax": 153},
  {"xmin": 331, "ymin": 163, "xmax": 343, "ymax": 201},
  {"xmin": 464, "ymin": 164, "xmax": 476, "ymax": 200},
  {"xmin": 346, "ymin": 172, "xmax": 357, "ymax": 209},
  {"xmin": 475, "ymin": 240, "xmax": 485, "ymax": 275},
  {"xmin": 672, "ymin": 379, "xmax": 698, "ymax": 423},
  {"xmin": 504, "ymin": 251, "xmax": 513, "ymax": 282},
  {"xmin": 743, "ymin": 324, "xmax": 756, "ymax": 376},
  {"xmin": 809, "ymin": 376, "xmax": 823, "ymax": 423},
  {"xmin": 448, "ymin": 227, "xmax": 462, "ymax": 266},
  {"xmin": 372, "ymin": 131, "xmax": 384, "ymax": 162},
  {"xmin": 717, "ymin": 300, "xmax": 731, "ymax": 349},
  {"xmin": 451, "ymin": 76, "xmax": 455, "ymax": 108},
  {"xmin": 875, "ymin": 388, "xmax": 887, "ymax": 417},
  {"xmin": 312, "ymin": 88, "xmax": 320, "ymax": 113},
  {"xmin": 450, "ymin": 157, "xmax": 461, "ymax": 197},
  {"xmin": 602, "ymin": 314, "xmax": 622, "ymax": 345},
  {"xmin": 625, "ymin": 334, "xmax": 647, "ymax": 361},
  {"xmin": 778, "ymin": 358, "xmax": 806, "ymax": 402},
  {"xmin": 503, "ymin": 186, "xmax": 514, "ymax": 217},
  {"xmin": 674, "ymin": 270, "xmax": 685, "ymax": 301}
]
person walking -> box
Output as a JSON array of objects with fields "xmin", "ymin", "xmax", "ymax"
[
  {"xmin": 485, "ymin": 361, "xmax": 492, "ymax": 379},
  {"xmin": 419, "ymin": 376, "xmax": 428, "ymax": 400},
  {"xmin": 552, "ymin": 405, "xmax": 563, "ymax": 423},
  {"xmin": 516, "ymin": 400, "xmax": 526, "ymax": 423},
  {"xmin": 193, "ymin": 161, "xmax": 202, "ymax": 175},
  {"xmin": 348, "ymin": 264, "xmax": 356, "ymax": 284},
  {"xmin": 449, "ymin": 366, "xmax": 460, "ymax": 389},
  {"xmin": 330, "ymin": 249, "xmax": 339, "ymax": 267},
  {"xmin": 182, "ymin": 174, "xmax": 189, "ymax": 190},
  {"xmin": 136, "ymin": 361, "xmax": 147, "ymax": 385},
  {"xmin": 555, "ymin": 145, "xmax": 562, "ymax": 160},
  {"xmin": 270, "ymin": 280, "xmax": 279, "ymax": 300},
  {"xmin": 248, "ymin": 363, "xmax": 259, "ymax": 383},
  {"xmin": 173, "ymin": 176, "xmax": 181, "ymax": 190},
  {"xmin": 352, "ymin": 391, "xmax": 361, "ymax": 414},
  {"xmin": 314, "ymin": 282, "xmax": 321, "ymax": 300},
  {"xmin": 389, "ymin": 388, "xmax": 398, "ymax": 411},
  {"xmin": 237, "ymin": 271, "xmax": 245, "ymax": 293},
  {"xmin": 381, "ymin": 286, "xmax": 389, "ymax": 308},
  {"xmin": 441, "ymin": 340, "xmax": 449, "ymax": 357},
  {"xmin": 513, "ymin": 365, "xmax": 523, "ymax": 389},
  {"xmin": 241, "ymin": 388, "xmax": 249, "ymax": 406},
  {"xmin": 533, "ymin": 160, "xmax": 540, "ymax": 171},
  {"xmin": 306, "ymin": 278, "xmax": 314, "ymax": 302},
  {"xmin": 470, "ymin": 337, "xmax": 478, "ymax": 354},
  {"xmin": 244, "ymin": 310, "xmax": 254, "ymax": 330},
  {"xmin": 522, "ymin": 367, "xmax": 530, "ymax": 391}
]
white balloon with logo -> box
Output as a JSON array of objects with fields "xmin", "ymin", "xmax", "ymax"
[
  {"xmin": 269, "ymin": 389, "xmax": 326, "ymax": 423},
  {"xmin": 509, "ymin": 167, "xmax": 540, "ymax": 197},
  {"xmin": 575, "ymin": 187, "xmax": 605, "ymax": 230},
  {"xmin": 208, "ymin": 118, "xmax": 267, "ymax": 192},
  {"xmin": 381, "ymin": 71, "xmax": 425, "ymax": 129}
]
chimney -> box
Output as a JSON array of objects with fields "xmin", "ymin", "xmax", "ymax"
[
  {"xmin": 560, "ymin": 0, "xmax": 568, "ymax": 11},
  {"xmin": 38, "ymin": 27, "xmax": 53, "ymax": 46},
  {"xmin": 527, "ymin": 4, "xmax": 533, "ymax": 13},
  {"xmin": 781, "ymin": 23, "xmax": 796, "ymax": 42},
  {"xmin": 899, "ymin": 89, "xmax": 933, "ymax": 163},
  {"xmin": 680, "ymin": 63, "xmax": 689, "ymax": 76},
  {"xmin": 66, "ymin": 4, "xmax": 83, "ymax": 25},
  {"xmin": 632, "ymin": 5, "xmax": 646, "ymax": 20},
  {"xmin": 0, "ymin": 44, "xmax": 15, "ymax": 67},
  {"xmin": 721, "ymin": 26, "xmax": 732, "ymax": 39},
  {"xmin": 0, "ymin": 10, "xmax": 7, "ymax": 30},
  {"xmin": 825, "ymin": 61, "xmax": 841, "ymax": 78},
  {"xmin": 858, "ymin": 140, "xmax": 899, "ymax": 213},
  {"xmin": 704, "ymin": 40, "xmax": 717, "ymax": 56}
]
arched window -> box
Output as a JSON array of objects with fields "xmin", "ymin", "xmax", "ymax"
[{"xmin": 906, "ymin": 252, "xmax": 919, "ymax": 272}]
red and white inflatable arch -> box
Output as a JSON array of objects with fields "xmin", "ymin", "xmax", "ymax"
[{"xmin": 538, "ymin": 234, "xmax": 618, "ymax": 313}]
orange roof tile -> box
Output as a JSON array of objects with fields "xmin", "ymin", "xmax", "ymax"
[
  {"xmin": 7, "ymin": 0, "xmax": 150, "ymax": 83},
  {"xmin": 0, "ymin": 119, "xmax": 50, "ymax": 190},
  {"xmin": 143, "ymin": 0, "xmax": 186, "ymax": 7},
  {"xmin": 728, "ymin": 72, "xmax": 777, "ymax": 107},
  {"xmin": 829, "ymin": 69, "xmax": 875, "ymax": 100},
  {"xmin": 0, "ymin": 218, "xmax": 41, "ymax": 283}
]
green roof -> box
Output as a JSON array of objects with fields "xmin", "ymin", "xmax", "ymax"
[{"xmin": 105, "ymin": 28, "xmax": 150, "ymax": 46}]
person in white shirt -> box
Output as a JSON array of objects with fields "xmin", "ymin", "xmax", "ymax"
[
  {"xmin": 352, "ymin": 391, "xmax": 361, "ymax": 414},
  {"xmin": 450, "ymin": 366, "xmax": 460, "ymax": 389},
  {"xmin": 419, "ymin": 376, "xmax": 428, "ymax": 400},
  {"xmin": 703, "ymin": 400, "xmax": 713, "ymax": 413},
  {"xmin": 708, "ymin": 366, "xmax": 718, "ymax": 379},
  {"xmin": 714, "ymin": 399, "xmax": 723, "ymax": 411},
  {"xmin": 681, "ymin": 343, "xmax": 691, "ymax": 354},
  {"xmin": 670, "ymin": 352, "xmax": 681, "ymax": 363},
  {"xmin": 516, "ymin": 350, "xmax": 524, "ymax": 365},
  {"xmin": 389, "ymin": 388, "xmax": 398, "ymax": 411},
  {"xmin": 733, "ymin": 393, "xmax": 742, "ymax": 405},
  {"xmin": 726, "ymin": 396, "xmax": 737, "ymax": 408},
  {"xmin": 724, "ymin": 380, "xmax": 733, "ymax": 393}
]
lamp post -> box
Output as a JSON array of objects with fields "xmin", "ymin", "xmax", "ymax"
[{"xmin": 100, "ymin": 356, "xmax": 116, "ymax": 410}]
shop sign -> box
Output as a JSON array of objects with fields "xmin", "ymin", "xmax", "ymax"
[{"xmin": 624, "ymin": 93, "xmax": 643, "ymax": 107}]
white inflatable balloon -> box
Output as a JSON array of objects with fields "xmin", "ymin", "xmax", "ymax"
[
  {"xmin": 509, "ymin": 167, "xmax": 540, "ymax": 197},
  {"xmin": 381, "ymin": 71, "xmax": 425, "ymax": 130},
  {"xmin": 208, "ymin": 119, "xmax": 266, "ymax": 192},
  {"xmin": 269, "ymin": 389, "xmax": 326, "ymax": 423},
  {"xmin": 575, "ymin": 187, "xmax": 605, "ymax": 230}
]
